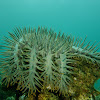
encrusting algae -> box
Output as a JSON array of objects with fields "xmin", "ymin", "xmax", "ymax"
[
  {"xmin": 65, "ymin": 56, "xmax": 100, "ymax": 99},
  {"xmin": 0, "ymin": 26, "xmax": 100, "ymax": 100}
]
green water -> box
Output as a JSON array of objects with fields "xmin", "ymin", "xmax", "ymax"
[
  {"xmin": 0, "ymin": 0, "xmax": 100, "ymax": 93},
  {"xmin": 94, "ymin": 78, "xmax": 100, "ymax": 92},
  {"xmin": 0, "ymin": 0, "xmax": 100, "ymax": 43}
]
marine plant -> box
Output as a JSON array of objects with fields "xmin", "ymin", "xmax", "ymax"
[{"xmin": 0, "ymin": 26, "xmax": 100, "ymax": 97}]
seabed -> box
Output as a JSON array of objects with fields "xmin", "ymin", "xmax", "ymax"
[{"xmin": 0, "ymin": 56, "xmax": 100, "ymax": 100}]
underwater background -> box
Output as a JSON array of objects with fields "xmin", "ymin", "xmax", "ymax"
[
  {"xmin": 0, "ymin": 0, "xmax": 100, "ymax": 46},
  {"xmin": 0, "ymin": 0, "xmax": 100, "ymax": 99}
]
